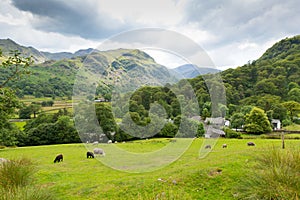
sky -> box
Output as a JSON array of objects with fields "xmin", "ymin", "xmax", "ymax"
[{"xmin": 0, "ymin": 0, "xmax": 299, "ymax": 70}]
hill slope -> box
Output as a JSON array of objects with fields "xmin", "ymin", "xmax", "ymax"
[
  {"xmin": 186, "ymin": 35, "xmax": 300, "ymax": 121},
  {"xmin": 220, "ymin": 35, "xmax": 300, "ymax": 104},
  {"xmin": 0, "ymin": 39, "xmax": 176, "ymax": 98}
]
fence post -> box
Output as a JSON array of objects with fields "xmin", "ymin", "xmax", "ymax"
[{"xmin": 281, "ymin": 132, "xmax": 285, "ymax": 149}]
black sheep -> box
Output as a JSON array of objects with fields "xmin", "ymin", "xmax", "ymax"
[
  {"xmin": 54, "ymin": 154, "xmax": 63, "ymax": 163},
  {"xmin": 247, "ymin": 142, "xmax": 255, "ymax": 146},
  {"xmin": 87, "ymin": 151, "xmax": 94, "ymax": 158}
]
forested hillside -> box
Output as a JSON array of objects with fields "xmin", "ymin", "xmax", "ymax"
[
  {"xmin": 186, "ymin": 35, "xmax": 300, "ymax": 131},
  {"xmin": 221, "ymin": 35, "xmax": 300, "ymax": 105}
]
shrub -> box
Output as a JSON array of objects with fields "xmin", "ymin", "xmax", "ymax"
[
  {"xmin": 0, "ymin": 158, "xmax": 35, "ymax": 190},
  {"xmin": 237, "ymin": 148, "xmax": 300, "ymax": 199},
  {"xmin": 282, "ymin": 119, "xmax": 293, "ymax": 126},
  {"xmin": 293, "ymin": 117, "xmax": 300, "ymax": 125},
  {"xmin": 224, "ymin": 128, "xmax": 242, "ymax": 139}
]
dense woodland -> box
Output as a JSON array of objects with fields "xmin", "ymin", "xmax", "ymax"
[{"xmin": 0, "ymin": 36, "xmax": 300, "ymax": 147}]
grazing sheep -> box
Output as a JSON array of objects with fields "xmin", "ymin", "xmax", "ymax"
[
  {"xmin": 93, "ymin": 141, "xmax": 99, "ymax": 145},
  {"xmin": 87, "ymin": 151, "xmax": 94, "ymax": 158},
  {"xmin": 247, "ymin": 142, "xmax": 255, "ymax": 146},
  {"xmin": 205, "ymin": 144, "xmax": 212, "ymax": 149},
  {"xmin": 222, "ymin": 144, "xmax": 227, "ymax": 148},
  {"xmin": 93, "ymin": 148, "xmax": 105, "ymax": 156},
  {"xmin": 54, "ymin": 154, "xmax": 63, "ymax": 163},
  {"xmin": 107, "ymin": 140, "xmax": 112, "ymax": 144}
]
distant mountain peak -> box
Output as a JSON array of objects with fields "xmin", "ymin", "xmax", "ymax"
[{"xmin": 171, "ymin": 64, "xmax": 220, "ymax": 79}]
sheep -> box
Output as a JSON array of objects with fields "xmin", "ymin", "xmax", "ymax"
[
  {"xmin": 222, "ymin": 144, "xmax": 227, "ymax": 148},
  {"xmin": 205, "ymin": 144, "xmax": 212, "ymax": 149},
  {"xmin": 93, "ymin": 148, "xmax": 105, "ymax": 156},
  {"xmin": 107, "ymin": 140, "xmax": 112, "ymax": 144},
  {"xmin": 87, "ymin": 151, "xmax": 94, "ymax": 158},
  {"xmin": 247, "ymin": 142, "xmax": 255, "ymax": 146},
  {"xmin": 92, "ymin": 141, "xmax": 99, "ymax": 145},
  {"xmin": 54, "ymin": 154, "xmax": 63, "ymax": 163}
]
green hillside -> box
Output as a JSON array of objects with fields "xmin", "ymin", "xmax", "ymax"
[
  {"xmin": 221, "ymin": 35, "xmax": 300, "ymax": 105},
  {"xmin": 182, "ymin": 35, "xmax": 300, "ymax": 132},
  {"xmin": 0, "ymin": 41, "xmax": 175, "ymax": 98}
]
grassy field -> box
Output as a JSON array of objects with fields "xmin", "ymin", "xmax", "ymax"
[
  {"xmin": 0, "ymin": 138, "xmax": 299, "ymax": 199},
  {"xmin": 284, "ymin": 124, "xmax": 300, "ymax": 131}
]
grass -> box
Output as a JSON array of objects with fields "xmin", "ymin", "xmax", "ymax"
[
  {"xmin": 284, "ymin": 124, "xmax": 300, "ymax": 131},
  {"xmin": 237, "ymin": 147, "xmax": 300, "ymax": 199},
  {"xmin": 0, "ymin": 139, "xmax": 299, "ymax": 199},
  {"xmin": 0, "ymin": 157, "xmax": 54, "ymax": 200}
]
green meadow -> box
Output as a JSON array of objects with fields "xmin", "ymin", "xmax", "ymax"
[{"xmin": 1, "ymin": 138, "xmax": 299, "ymax": 199}]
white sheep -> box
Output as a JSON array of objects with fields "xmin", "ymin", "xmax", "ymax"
[{"xmin": 93, "ymin": 148, "xmax": 105, "ymax": 156}]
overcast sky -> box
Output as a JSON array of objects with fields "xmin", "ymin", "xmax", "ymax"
[{"xmin": 0, "ymin": 0, "xmax": 299, "ymax": 69}]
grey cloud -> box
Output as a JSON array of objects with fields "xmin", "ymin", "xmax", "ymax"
[
  {"xmin": 184, "ymin": 0, "xmax": 300, "ymax": 45},
  {"xmin": 11, "ymin": 0, "xmax": 132, "ymax": 39}
]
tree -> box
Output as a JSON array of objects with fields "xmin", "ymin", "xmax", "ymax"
[
  {"xmin": 159, "ymin": 122, "xmax": 178, "ymax": 137},
  {"xmin": 201, "ymin": 108, "xmax": 210, "ymax": 120},
  {"xmin": 177, "ymin": 116, "xmax": 199, "ymax": 138},
  {"xmin": 95, "ymin": 103, "xmax": 117, "ymax": 140},
  {"xmin": 0, "ymin": 50, "xmax": 33, "ymax": 146},
  {"xmin": 19, "ymin": 105, "xmax": 32, "ymax": 119},
  {"xmin": 282, "ymin": 101, "xmax": 300, "ymax": 120},
  {"xmin": 244, "ymin": 107, "xmax": 272, "ymax": 134},
  {"xmin": 288, "ymin": 88, "xmax": 300, "ymax": 102},
  {"xmin": 230, "ymin": 112, "xmax": 245, "ymax": 130},
  {"xmin": 24, "ymin": 115, "xmax": 79, "ymax": 146},
  {"xmin": 30, "ymin": 103, "xmax": 41, "ymax": 118},
  {"xmin": 18, "ymin": 103, "xmax": 41, "ymax": 119},
  {"xmin": 196, "ymin": 122, "xmax": 205, "ymax": 138},
  {"xmin": 0, "ymin": 50, "xmax": 32, "ymax": 88}
]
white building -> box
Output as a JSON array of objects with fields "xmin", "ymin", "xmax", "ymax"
[{"xmin": 271, "ymin": 119, "xmax": 281, "ymax": 130}]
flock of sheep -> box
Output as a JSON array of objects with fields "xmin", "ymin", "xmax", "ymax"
[
  {"xmin": 205, "ymin": 141, "xmax": 255, "ymax": 149},
  {"xmin": 53, "ymin": 147, "xmax": 105, "ymax": 163},
  {"xmin": 0, "ymin": 141, "xmax": 256, "ymax": 164},
  {"xmin": 52, "ymin": 141, "xmax": 256, "ymax": 163}
]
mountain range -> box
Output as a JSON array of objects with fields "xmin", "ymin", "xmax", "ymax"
[
  {"xmin": 0, "ymin": 39, "xmax": 179, "ymax": 97},
  {"xmin": 0, "ymin": 38, "xmax": 220, "ymax": 78}
]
